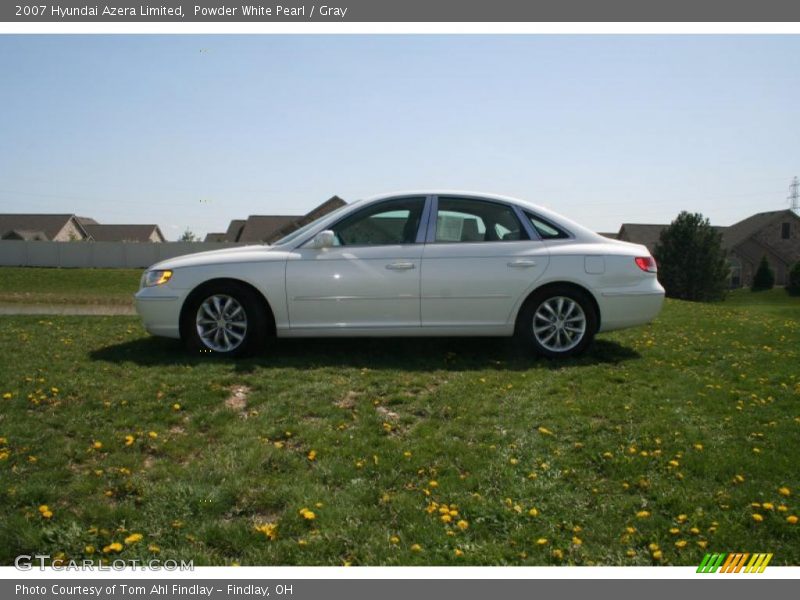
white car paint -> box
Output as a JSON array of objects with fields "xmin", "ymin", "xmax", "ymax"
[{"xmin": 135, "ymin": 191, "xmax": 664, "ymax": 350}]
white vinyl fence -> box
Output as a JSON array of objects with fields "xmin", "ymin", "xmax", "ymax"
[{"xmin": 0, "ymin": 241, "xmax": 245, "ymax": 269}]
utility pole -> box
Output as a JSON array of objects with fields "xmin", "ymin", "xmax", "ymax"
[{"xmin": 790, "ymin": 176, "xmax": 800, "ymax": 213}]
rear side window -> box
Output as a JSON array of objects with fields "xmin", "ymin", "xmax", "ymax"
[
  {"xmin": 526, "ymin": 213, "xmax": 570, "ymax": 239},
  {"xmin": 435, "ymin": 197, "xmax": 527, "ymax": 243}
]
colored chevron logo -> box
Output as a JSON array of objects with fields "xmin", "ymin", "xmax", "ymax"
[{"xmin": 697, "ymin": 552, "xmax": 773, "ymax": 573}]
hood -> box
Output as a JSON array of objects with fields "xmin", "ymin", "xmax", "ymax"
[{"xmin": 148, "ymin": 244, "xmax": 286, "ymax": 271}]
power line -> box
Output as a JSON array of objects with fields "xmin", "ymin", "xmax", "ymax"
[{"xmin": 789, "ymin": 176, "xmax": 799, "ymax": 213}]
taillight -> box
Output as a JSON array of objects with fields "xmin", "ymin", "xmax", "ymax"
[{"xmin": 635, "ymin": 256, "xmax": 657, "ymax": 273}]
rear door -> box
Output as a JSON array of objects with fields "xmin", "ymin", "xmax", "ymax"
[{"xmin": 420, "ymin": 196, "xmax": 549, "ymax": 328}]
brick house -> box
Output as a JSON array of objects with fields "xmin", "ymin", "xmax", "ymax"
[{"xmin": 613, "ymin": 209, "xmax": 800, "ymax": 287}]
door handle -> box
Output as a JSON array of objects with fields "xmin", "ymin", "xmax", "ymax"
[
  {"xmin": 386, "ymin": 262, "xmax": 416, "ymax": 271},
  {"xmin": 507, "ymin": 260, "xmax": 537, "ymax": 268}
]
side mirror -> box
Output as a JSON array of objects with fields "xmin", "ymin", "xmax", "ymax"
[{"xmin": 311, "ymin": 230, "xmax": 335, "ymax": 249}]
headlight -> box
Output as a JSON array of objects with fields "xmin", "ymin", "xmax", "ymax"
[{"xmin": 142, "ymin": 270, "xmax": 173, "ymax": 287}]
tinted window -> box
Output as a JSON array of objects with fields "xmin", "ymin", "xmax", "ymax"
[
  {"xmin": 526, "ymin": 213, "xmax": 569, "ymax": 239},
  {"xmin": 435, "ymin": 198, "xmax": 526, "ymax": 243},
  {"xmin": 333, "ymin": 197, "xmax": 425, "ymax": 246}
]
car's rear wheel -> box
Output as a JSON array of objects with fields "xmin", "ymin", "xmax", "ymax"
[
  {"xmin": 516, "ymin": 286, "xmax": 597, "ymax": 358},
  {"xmin": 181, "ymin": 282, "xmax": 267, "ymax": 357}
]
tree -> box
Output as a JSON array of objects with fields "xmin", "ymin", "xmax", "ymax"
[
  {"xmin": 787, "ymin": 261, "xmax": 800, "ymax": 296},
  {"xmin": 751, "ymin": 256, "xmax": 775, "ymax": 292},
  {"xmin": 179, "ymin": 228, "xmax": 199, "ymax": 242},
  {"xmin": 653, "ymin": 211, "xmax": 729, "ymax": 301}
]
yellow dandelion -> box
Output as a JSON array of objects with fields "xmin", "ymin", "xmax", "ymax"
[
  {"xmin": 2, "ymin": 393, "xmax": 12, "ymax": 400},
  {"xmin": 124, "ymin": 533, "xmax": 143, "ymax": 545},
  {"xmin": 299, "ymin": 508, "xmax": 316, "ymax": 521},
  {"xmin": 148, "ymin": 544, "xmax": 161, "ymax": 553},
  {"xmin": 625, "ymin": 526, "xmax": 636, "ymax": 534},
  {"xmin": 572, "ymin": 536, "xmax": 582, "ymax": 546},
  {"xmin": 778, "ymin": 486, "xmax": 791, "ymax": 497},
  {"xmin": 648, "ymin": 542, "xmax": 660, "ymax": 552},
  {"xmin": 536, "ymin": 538, "xmax": 549, "ymax": 546},
  {"xmin": 103, "ymin": 542, "xmax": 123, "ymax": 554},
  {"xmin": 124, "ymin": 435, "xmax": 135, "ymax": 447},
  {"xmin": 751, "ymin": 513, "xmax": 764, "ymax": 522},
  {"xmin": 734, "ymin": 474, "xmax": 745, "ymax": 484},
  {"xmin": 528, "ymin": 507, "xmax": 539, "ymax": 517},
  {"xmin": 403, "ymin": 451, "xmax": 412, "ymax": 458},
  {"xmin": 456, "ymin": 520, "xmax": 469, "ymax": 531},
  {"xmin": 390, "ymin": 536, "xmax": 400, "ymax": 544},
  {"xmin": 428, "ymin": 480, "xmax": 438, "ymax": 488},
  {"xmin": 307, "ymin": 450, "xmax": 317, "ymax": 461},
  {"xmin": 602, "ymin": 452, "xmax": 613, "ymax": 459},
  {"xmin": 254, "ymin": 522, "xmax": 277, "ymax": 540},
  {"xmin": 669, "ymin": 527, "xmax": 680, "ymax": 535},
  {"xmin": 410, "ymin": 543, "xmax": 422, "ymax": 552},
  {"xmin": 537, "ymin": 426, "xmax": 553, "ymax": 436},
  {"xmin": 172, "ymin": 403, "xmax": 181, "ymax": 411},
  {"xmin": 762, "ymin": 502, "xmax": 774, "ymax": 511},
  {"xmin": 440, "ymin": 514, "xmax": 452, "ymax": 524},
  {"xmin": 509, "ymin": 458, "xmax": 518, "ymax": 465},
  {"xmin": 697, "ymin": 540, "xmax": 708, "ymax": 549},
  {"xmin": 787, "ymin": 515, "xmax": 798, "ymax": 525},
  {"xmin": 454, "ymin": 548, "xmax": 464, "ymax": 557},
  {"xmin": 674, "ymin": 540, "xmax": 687, "ymax": 549},
  {"xmin": 148, "ymin": 431, "xmax": 158, "ymax": 439},
  {"xmin": 92, "ymin": 441, "xmax": 103, "ymax": 450},
  {"xmin": 677, "ymin": 514, "xmax": 688, "ymax": 523},
  {"xmin": 693, "ymin": 443, "xmax": 703, "ymax": 451},
  {"xmin": 636, "ymin": 510, "xmax": 651, "ymax": 519},
  {"xmin": 626, "ymin": 549, "xmax": 636, "ymax": 558},
  {"xmin": 552, "ymin": 549, "xmax": 564, "ymax": 560},
  {"xmin": 652, "ymin": 550, "xmax": 663, "ymax": 560},
  {"xmin": 689, "ymin": 527, "xmax": 700, "ymax": 535},
  {"xmin": 85, "ymin": 545, "xmax": 95, "ymax": 554}
]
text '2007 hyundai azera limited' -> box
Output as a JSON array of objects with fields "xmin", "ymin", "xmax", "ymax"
[{"xmin": 135, "ymin": 191, "xmax": 664, "ymax": 358}]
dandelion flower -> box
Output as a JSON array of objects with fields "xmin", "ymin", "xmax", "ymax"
[
  {"xmin": 528, "ymin": 508, "xmax": 539, "ymax": 517},
  {"xmin": 172, "ymin": 403, "xmax": 181, "ymax": 411},
  {"xmin": 778, "ymin": 486, "xmax": 791, "ymax": 497},
  {"xmin": 648, "ymin": 543, "xmax": 660, "ymax": 552},
  {"xmin": 636, "ymin": 510, "xmax": 651, "ymax": 519},
  {"xmin": 92, "ymin": 441, "xmax": 103, "ymax": 450},
  {"xmin": 536, "ymin": 538, "xmax": 549, "ymax": 546},
  {"xmin": 307, "ymin": 450, "xmax": 317, "ymax": 461},
  {"xmin": 254, "ymin": 523, "xmax": 277, "ymax": 540},
  {"xmin": 124, "ymin": 533, "xmax": 143, "ymax": 545},
  {"xmin": 669, "ymin": 527, "xmax": 680, "ymax": 535},
  {"xmin": 697, "ymin": 540, "xmax": 708, "ymax": 549},
  {"xmin": 103, "ymin": 542, "xmax": 123, "ymax": 554},
  {"xmin": 537, "ymin": 426, "xmax": 553, "ymax": 436},
  {"xmin": 390, "ymin": 536, "xmax": 400, "ymax": 544},
  {"xmin": 674, "ymin": 540, "xmax": 687, "ymax": 549},
  {"xmin": 410, "ymin": 543, "xmax": 422, "ymax": 552},
  {"xmin": 85, "ymin": 545, "xmax": 95, "ymax": 555},
  {"xmin": 148, "ymin": 431, "xmax": 158, "ymax": 439},
  {"xmin": 457, "ymin": 520, "xmax": 469, "ymax": 530},
  {"xmin": 652, "ymin": 550, "xmax": 663, "ymax": 560},
  {"xmin": 751, "ymin": 513, "xmax": 764, "ymax": 522},
  {"xmin": 677, "ymin": 514, "xmax": 688, "ymax": 523},
  {"xmin": 572, "ymin": 536, "xmax": 582, "ymax": 546},
  {"xmin": 762, "ymin": 502, "xmax": 774, "ymax": 511},
  {"xmin": 693, "ymin": 443, "xmax": 703, "ymax": 451},
  {"xmin": 2, "ymin": 393, "xmax": 12, "ymax": 400},
  {"xmin": 787, "ymin": 515, "xmax": 798, "ymax": 525},
  {"xmin": 454, "ymin": 548, "xmax": 464, "ymax": 557},
  {"xmin": 299, "ymin": 508, "xmax": 316, "ymax": 521},
  {"xmin": 552, "ymin": 549, "xmax": 564, "ymax": 560},
  {"xmin": 602, "ymin": 452, "xmax": 613, "ymax": 459},
  {"xmin": 428, "ymin": 480, "xmax": 438, "ymax": 488},
  {"xmin": 440, "ymin": 514, "xmax": 452, "ymax": 524},
  {"xmin": 124, "ymin": 435, "xmax": 135, "ymax": 447}
]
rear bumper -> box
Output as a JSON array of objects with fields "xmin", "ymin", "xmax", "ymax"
[
  {"xmin": 134, "ymin": 288, "xmax": 184, "ymax": 339},
  {"xmin": 596, "ymin": 280, "xmax": 665, "ymax": 332}
]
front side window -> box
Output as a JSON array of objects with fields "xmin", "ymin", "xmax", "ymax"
[
  {"xmin": 332, "ymin": 197, "xmax": 425, "ymax": 246},
  {"xmin": 434, "ymin": 197, "xmax": 526, "ymax": 243},
  {"xmin": 782, "ymin": 222, "xmax": 791, "ymax": 239}
]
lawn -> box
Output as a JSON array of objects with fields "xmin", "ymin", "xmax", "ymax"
[
  {"xmin": 0, "ymin": 287, "xmax": 797, "ymax": 566},
  {"xmin": 0, "ymin": 267, "xmax": 140, "ymax": 305}
]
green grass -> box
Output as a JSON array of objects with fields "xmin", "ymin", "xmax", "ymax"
[
  {"xmin": 0, "ymin": 290, "xmax": 798, "ymax": 566},
  {"xmin": 0, "ymin": 267, "xmax": 141, "ymax": 305}
]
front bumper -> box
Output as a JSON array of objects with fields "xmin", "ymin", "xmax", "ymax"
[{"xmin": 134, "ymin": 287, "xmax": 185, "ymax": 339}]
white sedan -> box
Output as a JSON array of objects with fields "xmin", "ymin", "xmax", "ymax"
[{"xmin": 135, "ymin": 191, "xmax": 664, "ymax": 358}]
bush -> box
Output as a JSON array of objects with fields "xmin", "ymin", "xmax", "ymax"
[
  {"xmin": 653, "ymin": 211, "xmax": 729, "ymax": 301},
  {"xmin": 787, "ymin": 261, "xmax": 800, "ymax": 296},
  {"xmin": 751, "ymin": 256, "xmax": 775, "ymax": 292}
]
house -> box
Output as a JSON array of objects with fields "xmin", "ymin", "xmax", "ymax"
[
  {"xmin": 218, "ymin": 196, "xmax": 347, "ymax": 244},
  {"xmin": 203, "ymin": 232, "xmax": 227, "ymax": 242},
  {"xmin": 82, "ymin": 224, "xmax": 165, "ymax": 243},
  {"xmin": 0, "ymin": 214, "xmax": 90, "ymax": 241},
  {"xmin": 615, "ymin": 209, "xmax": 800, "ymax": 287}
]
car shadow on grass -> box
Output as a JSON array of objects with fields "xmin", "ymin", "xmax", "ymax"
[{"xmin": 89, "ymin": 336, "xmax": 640, "ymax": 373}]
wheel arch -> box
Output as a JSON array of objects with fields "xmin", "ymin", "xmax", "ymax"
[
  {"xmin": 515, "ymin": 280, "xmax": 601, "ymax": 334},
  {"xmin": 179, "ymin": 277, "xmax": 277, "ymax": 340}
]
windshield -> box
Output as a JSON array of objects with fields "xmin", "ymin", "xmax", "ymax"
[{"xmin": 271, "ymin": 202, "xmax": 353, "ymax": 246}]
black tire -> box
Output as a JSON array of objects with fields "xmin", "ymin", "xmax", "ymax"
[
  {"xmin": 180, "ymin": 281, "xmax": 269, "ymax": 358},
  {"xmin": 515, "ymin": 285, "xmax": 598, "ymax": 358}
]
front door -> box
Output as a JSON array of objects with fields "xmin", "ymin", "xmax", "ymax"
[{"xmin": 286, "ymin": 197, "xmax": 427, "ymax": 330}]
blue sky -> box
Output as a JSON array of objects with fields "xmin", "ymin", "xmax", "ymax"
[{"xmin": 0, "ymin": 35, "xmax": 798, "ymax": 239}]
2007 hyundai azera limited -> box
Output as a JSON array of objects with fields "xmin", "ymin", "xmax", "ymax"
[{"xmin": 135, "ymin": 192, "xmax": 665, "ymax": 358}]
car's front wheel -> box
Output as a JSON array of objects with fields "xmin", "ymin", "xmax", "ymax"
[
  {"xmin": 181, "ymin": 282, "xmax": 268, "ymax": 357},
  {"xmin": 516, "ymin": 286, "xmax": 597, "ymax": 358}
]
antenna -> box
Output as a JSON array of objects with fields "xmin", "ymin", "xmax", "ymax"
[{"xmin": 790, "ymin": 176, "xmax": 800, "ymax": 213}]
